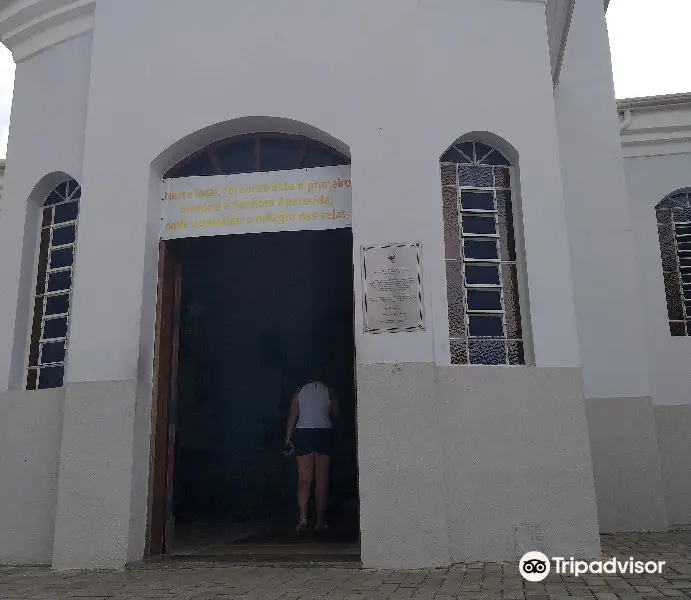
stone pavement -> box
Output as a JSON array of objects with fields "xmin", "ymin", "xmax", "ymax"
[{"xmin": 1, "ymin": 531, "xmax": 691, "ymax": 599}]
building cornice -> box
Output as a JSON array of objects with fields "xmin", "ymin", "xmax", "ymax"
[
  {"xmin": 0, "ymin": 0, "xmax": 95, "ymax": 62},
  {"xmin": 618, "ymin": 93, "xmax": 691, "ymax": 159},
  {"xmin": 618, "ymin": 93, "xmax": 691, "ymax": 112},
  {"xmin": 0, "ymin": 0, "xmax": 607, "ymax": 76}
]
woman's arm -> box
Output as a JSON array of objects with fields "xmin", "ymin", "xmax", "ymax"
[{"xmin": 285, "ymin": 392, "xmax": 299, "ymax": 442}]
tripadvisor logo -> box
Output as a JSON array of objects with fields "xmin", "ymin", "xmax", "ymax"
[
  {"xmin": 519, "ymin": 552, "xmax": 551, "ymax": 582},
  {"xmin": 519, "ymin": 552, "xmax": 666, "ymax": 582}
]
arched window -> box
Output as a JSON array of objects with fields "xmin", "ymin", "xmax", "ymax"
[
  {"xmin": 165, "ymin": 133, "xmax": 349, "ymax": 179},
  {"xmin": 440, "ymin": 140, "xmax": 524, "ymax": 365},
  {"xmin": 26, "ymin": 178, "xmax": 81, "ymax": 390},
  {"xmin": 656, "ymin": 189, "xmax": 691, "ymax": 336}
]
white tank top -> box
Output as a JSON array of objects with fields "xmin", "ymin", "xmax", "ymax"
[{"xmin": 295, "ymin": 381, "xmax": 332, "ymax": 429}]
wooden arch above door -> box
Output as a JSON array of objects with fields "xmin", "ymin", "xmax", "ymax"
[{"xmin": 164, "ymin": 133, "xmax": 350, "ymax": 179}]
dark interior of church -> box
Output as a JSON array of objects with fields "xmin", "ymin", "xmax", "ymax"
[{"xmin": 170, "ymin": 228, "xmax": 358, "ymax": 550}]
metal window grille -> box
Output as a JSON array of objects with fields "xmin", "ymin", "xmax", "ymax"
[
  {"xmin": 26, "ymin": 179, "xmax": 81, "ymax": 390},
  {"xmin": 656, "ymin": 189, "xmax": 691, "ymax": 336},
  {"xmin": 440, "ymin": 141, "xmax": 524, "ymax": 365}
]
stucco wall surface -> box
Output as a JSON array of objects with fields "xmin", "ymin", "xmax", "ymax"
[
  {"xmin": 0, "ymin": 32, "xmax": 92, "ymax": 392},
  {"xmin": 554, "ymin": 0, "xmax": 649, "ymax": 401},
  {"xmin": 623, "ymin": 152, "xmax": 691, "ymax": 408},
  {"xmin": 52, "ymin": 380, "xmax": 139, "ymax": 570},
  {"xmin": 655, "ymin": 405, "xmax": 691, "ymax": 526},
  {"xmin": 357, "ymin": 363, "xmax": 601, "ymax": 567},
  {"xmin": 437, "ymin": 366, "xmax": 600, "ymax": 562},
  {"xmin": 64, "ymin": 0, "xmax": 579, "ymax": 387},
  {"xmin": 0, "ymin": 388, "xmax": 64, "ymax": 564},
  {"xmin": 356, "ymin": 363, "xmax": 449, "ymax": 569},
  {"xmin": 585, "ymin": 396, "xmax": 667, "ymax": 533}
]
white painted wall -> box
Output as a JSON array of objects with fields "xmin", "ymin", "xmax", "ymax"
[
  {"xmin": 418, "ymin": 0, "xmax": 579, "ymax": 369},
  {"xmin": 624, "ymin": 152, "xmax": 691, "ymax": 407},
  {"xmin": 655, "ymin": 406, "xmax": 691, "ymax": 525},
  {"xmin": 34, "ymin": 0, "xmax": 582, "ymax": 568},
  {"xmin": 0, "ymin": 389, "xmax": 64, "ymax": 564},
  {"xmin": 585, "ymin": 396, "xmax": 667, "ymax": 532},
  {"xmin": 619, "ymin": 103, "xmax": 691, "ymax": 527},
  {"xmin": 0, "ymin": 163, "xmax": 5, "ymax": 213},
  {"xmin": 357, "ymin": 363, "xmax": 601, "ymax": 567},
  {"xmin": 0, "ymin": 31, "xmax": 93, "ymax": 567},
  {"xmin": 554, "ymin": 0, "xmax": 650, "ymax": 400},
  {"xmin": 52, "ymin": 380, "xmax": 138, "ymax": 570},
  {"xmin": 0, "ymin": 32, "xmax": 92, "ymax": 392},
  {"xmin": 62, "ymin": 0, "xmax": 581, "ymax": 389},
  {"xmin": 438, "ymin": 366, "xmax": 600, "ymax": 561}
]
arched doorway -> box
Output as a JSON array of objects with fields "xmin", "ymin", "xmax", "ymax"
[{"xmin": 149, "ymin": 133, "xmax": 359, "ymax": 561}]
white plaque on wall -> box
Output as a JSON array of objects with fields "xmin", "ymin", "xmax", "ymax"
[{"xmin": 361, "ymin": 242, "xmax": 425, "ymax": 334}]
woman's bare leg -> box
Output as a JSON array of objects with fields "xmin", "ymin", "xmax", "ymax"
[
  {"xmin": 297, "ymin": 453, "xmax": 314, "ymax": 528},
  {"xmin": 314, "ymin": 453, "xmax": 330, "ymax": 530}
]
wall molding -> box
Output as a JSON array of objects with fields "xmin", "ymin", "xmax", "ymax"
[
  {"xmin": 618, "ymin": 94, "xmax": 691, "ymax": 158},
  {"xmin": 0, "ymin": 0, "xmax": 604, "ymax": 79},
  {"xmin": 0, "ymin": 0, "xmax": 95, "ymax": 62}
]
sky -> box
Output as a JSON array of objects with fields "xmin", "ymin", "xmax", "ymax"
[
  {"xmin": 606, "ymin": 0, "xmax": 691, "ymax": 100},
  {"xmin": 0, "ymin": 1, "xmax": 689, "ymax": 159}
]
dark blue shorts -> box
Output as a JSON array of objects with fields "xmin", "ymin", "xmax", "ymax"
[{"xmin": 293, "ymin": 428, "xmax": 332, "ymax": 456}]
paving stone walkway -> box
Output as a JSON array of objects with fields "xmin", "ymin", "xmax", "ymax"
[{"xmin": 2, "ymin": 531, "xmax": 691, "ymax": 599}]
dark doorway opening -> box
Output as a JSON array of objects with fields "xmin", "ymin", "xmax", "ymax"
[{"xmin": 154, "ymin": 227, "xmax": 359, "ymax": 560}]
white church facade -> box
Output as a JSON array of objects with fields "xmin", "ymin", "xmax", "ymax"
[{"xmin": 0, "ymin": 0, "xmax": 689, "ymax": 571}]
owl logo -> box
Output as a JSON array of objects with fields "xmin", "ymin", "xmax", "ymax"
[{"xmin": 519, "ymin": 552, "xmax": 551, "ymax": 582}]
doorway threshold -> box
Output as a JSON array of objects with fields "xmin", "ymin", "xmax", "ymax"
[
  {"xmin": 160, "ymin": 553, "xmax": 361, "ymax": 567},
  {"xmin": 163, "ymin": 522, "xmax": 361, "ymax": 565}
]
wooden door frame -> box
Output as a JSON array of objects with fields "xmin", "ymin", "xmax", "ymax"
[
  {"xmin": 351, "ymin": 244, "xmax": 363, "ymax": 540},
  {"xmin": 145, "ymin": 240, "xmax": 181, "ymax": 558},
  {"xmin": 145, "ymin": 229, "xmax": 362, "ymax": 558}
]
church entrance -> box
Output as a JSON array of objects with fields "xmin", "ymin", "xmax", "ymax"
[{"xmin": 147, "ymin": 134, "xmax": 360, "ymax": 561}]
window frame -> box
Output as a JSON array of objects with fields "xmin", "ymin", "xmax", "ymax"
[
  {"xmin": 656, "ymin": 188, "xmax": 691, "ymax": 337},
  {"xmin": 440, "ymin": 140, "xmax": 529, "ymax": 366},
  {"xmin": 24, "ymin": 178, "xmax": 81, "ymax": 390}
]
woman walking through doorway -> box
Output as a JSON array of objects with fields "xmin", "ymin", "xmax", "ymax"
[{"xmin": 285, "ymin": 370, "xmax": 339, "ymax": 532}]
